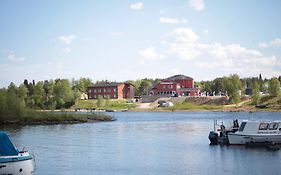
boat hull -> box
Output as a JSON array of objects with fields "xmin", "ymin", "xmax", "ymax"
[
  {"xmin": 228, "ymin": 133, "xmax": 281, "ymax": 145},
  {"xmin": 0, "ymin": 153, "xmax": 35, "ymax": 175}
]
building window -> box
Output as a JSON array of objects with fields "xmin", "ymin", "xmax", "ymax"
[
  {"xmin": 94, "ymin": 95, "xmax": 96, "ymax": 98},
  {"xmin": 114, "ymin": 88, "xmax": 117, "ymax": 92},
  {"xmin": 103, "ymin": 89, "xmax": 106, "ymax": 92},
  {"xmin": 89, "ymin": 89, "xmax": 92, "ymax": 93},
  {"xmin": 94, "ymin": 89, "xmax": 96, "ymax": 93},
  {"xmin": 113, "ymin": 94, "xmax": 116, "ymax": 98},
  {"xmin": 89, "ymin": 95, "xmax": 92, "ymax": 99},
  {"xmin": 168, "ymin": 85, "xmax": 173, "ymax": 89},
  {"xmin": 98, "ymin": 89, "xmax": 101, "ymax": 92},
  {"xmin": 259, "ymin": 123, "xmax": 269, "ymax": 130},
  {"xmin": 108, "ymin": 89, "xmax": 111, "ymax": 92}
]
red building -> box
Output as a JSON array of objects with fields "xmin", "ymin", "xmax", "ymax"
[
  {"xmin": 88, "ymin": 82, "xmax": 134, "ymax": 99},
  {"xmin": 151, "ymin": 75, "xmax": 199, "ymax": 96}
]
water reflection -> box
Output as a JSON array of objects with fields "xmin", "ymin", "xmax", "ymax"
[{"xmin": 2, "ymin": 112, "xmax": 281, "ymax": 175}]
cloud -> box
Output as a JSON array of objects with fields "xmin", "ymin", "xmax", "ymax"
[
  {"xmin": 169, "ymin": 28, "xmax": 199, "ymax": 43},
  {"xmin": 2, "ymin": 50, "xmax": 26, "ymax": 61},
  {"xmin": 258, "ymin": 38, "xmax": 281, "ymax": 48},
  {"xmin": 59, "ymin": 35, "xmax": 76, "ymax": 45},
  {"xmin": 163, "ymin": 27, "xmax": 281, "ymax": 77},
  {"xmin": 138, "ymin": 46, "xmax": 166, "ymax": 60},
  {"xmin": 130, "ymin": 2, "xmax": 143, "ymax": 10},
  {"xmin": 7, "ymin": 54, "xmax": 26, "ymax": 61},
  {"xmin": 203, "ymin": 29, "xmax": 209, "ymax": 35},
  {"xmin": 159, "ymin": 17, "xmax": 187, "ymax": 24},
  {"xmin": 188, "ymin": 0, "xmax": 205, "ymax": 11},
  {"xmin": 62, "ymin": 47, "xmax": 71, "ymax": 54}
]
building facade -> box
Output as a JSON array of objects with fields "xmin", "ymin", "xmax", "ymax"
[
  {"xmin": 150, "ymin": 75, "xmax": 199, "ymax": 96},
  {"xmin": 88, "ymin": 83, "xmax": 134, "ymax": 99}
]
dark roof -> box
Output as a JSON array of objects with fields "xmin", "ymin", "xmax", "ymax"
[
  {"xmin": 90, "ymin": 82, "xmax": 120, "ymax": 88},
  {"xmin": 165, "ymin": 74, "xmax": 193, "ymax": 81},
  {"xmin": 89, "ymin": 82, "xmax": 134, "ymax": 88}
]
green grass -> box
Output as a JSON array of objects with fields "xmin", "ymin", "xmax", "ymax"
[
  {"xmin": 159, "ymin": 102, "xmax": 224, "ymax": 111},
  {"xmin": 1, "ymin": 110, "xmax": 114, "ymax": 125},
  {"xmin": 73, "ymin": 99, "xmax": 136, "ymax": 110}
]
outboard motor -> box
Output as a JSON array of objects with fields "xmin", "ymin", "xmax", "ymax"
[{"xmin": 208, "ymin": 131, "xmax": 218, "ymax": 145}]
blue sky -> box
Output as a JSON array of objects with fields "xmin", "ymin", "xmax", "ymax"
[{"xmin": 1, "ymin": 0, "xmax": 281, "ymax": 87}]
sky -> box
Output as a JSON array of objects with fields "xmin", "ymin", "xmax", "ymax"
[{"xmin": 0, "ymin": 0, "xmax": 281, "ymax": 87}]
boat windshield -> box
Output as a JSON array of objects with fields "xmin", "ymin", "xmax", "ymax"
[
  {"xmin": 269, "ymin": 122, "xmax": 279, "ymax": 130},
  {"xmin": 238, "ymin": 122, "xmax": 247, "ymax": 132}
]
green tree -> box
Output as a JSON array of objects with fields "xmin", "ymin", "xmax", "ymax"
[
  {"xmin": 225, "ymin": 75, "xmax": 242, "ymax": 105},
  {"xmin": 0, "ymin": 89, "xmax": 8, "ymax": 120},
  {"xmin": 252, "ymin": 81, "xmax": 260, "ymax": 105},
  {"xmin": 53, "ymin": 79, "xmax": 74, "ymax": 108},
  {"xmin": 18, "ymin": 84, "xmax": 28, "ymax": 100},
  {"xmin": 268, "ymin": 77, "xmax": 281, "ymax": 97},
  {"xmin": 139, "ymin": 79, "xmax": 153, "ymax": 95},
  {"xmin": 33, "ymin": 82, "xmax": 46, "ymax": 108}
]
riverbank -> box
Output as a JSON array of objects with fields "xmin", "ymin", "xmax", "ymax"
[{"xmin": 0, "ymin": 111, "xmax": 114, "ymax": 125}]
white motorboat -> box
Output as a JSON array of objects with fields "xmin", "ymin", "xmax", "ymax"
[
  {"xmin": 228, "ymin": 120, "xmax": 281, "ymax": 145},
  {"xmin": 0, "ymin": 131, "xmax": 35, "ymax": 175}
]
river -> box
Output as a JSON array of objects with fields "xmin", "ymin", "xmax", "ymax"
[{"xmin": 2, "ymin": 112, "xmax": 281, "ymax": 175}]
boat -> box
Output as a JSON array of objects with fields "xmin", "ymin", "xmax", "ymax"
[
  {"xmin": 208, "ymin": 119, "xmax": 281, "ymax": 146},
  {"xmin": 0, "ymin": 131, "xmax": 35, "ymax": 175},
  {"xmin": 228, "ymin": 120, "xmax": 281, "ymax": 145}
]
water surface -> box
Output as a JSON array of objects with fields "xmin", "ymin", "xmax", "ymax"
[{"xmin": 2, "ymin": 112, "xmax": 281, "ymax": 175}]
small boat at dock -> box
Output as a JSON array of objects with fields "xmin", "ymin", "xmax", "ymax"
[
  {"xmin": 0, "ymin": 132, "xmax": 35, "ymax": 175},
  {"xmin": 209, "ymin": 119, "xmax": 281, "ymax": 147}
]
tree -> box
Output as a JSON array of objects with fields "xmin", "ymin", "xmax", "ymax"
[
  {"xmin": 224, "ymin": 75, "xmax": 242, "ymax": 105},
  {"xmin": 53, "ymin": 79, "xmax": 74, "ymax": 108},
  {"xmin": 252, "ymin": 81, "xmax": 260, "ymax": 105},
  {"xmin": 268, "ymin": 77, "xmax": 281, "ymax": 97},
  {"xmin": 33, "ymin": 82, "xmax": 46, "ymax": 108},
  {"xmin": 139, "ymin": 79, "xmax": 153, "ymax": 95},
  {"xmin": 18, "ymin": 84, "xmax": 28, "ymax": 100}
]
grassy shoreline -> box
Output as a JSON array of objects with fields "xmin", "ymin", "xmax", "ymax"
[{"xmin": 0, "ymin": 111, "xmax": 115, "ymax": 125}]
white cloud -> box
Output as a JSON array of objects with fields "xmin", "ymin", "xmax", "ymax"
[
  {"xmin": 159, "ymin": 17, "xmax": 187, "ymax": 24},
  {"xmin": 2, "ymin": 50, "xmax": 26, "ymax": 61},
  {"xmin": 169, "ymin": 28, "xmax": 199, "ymax": 43},
  {"xmin": 259, "ymin": 38, "xmax": 281, "ymax": 48},
  {"xmin": 59, "ymin": 35, "xmax": 76, "ymax": 45},
  {"xmin": 138, "ymin": 46, "xmax": 166, "ymax": 60},
  {"xmin": 7, "ymin": 54, "xmax": 26, "ymax": 61},
  {"xmin": 164, "ymin": 28, "xmax": 281, "ymax": 77},
  {"xmin": 188, "ymin": 0, "xmax": 205, "ymax": 11},
  {"xmin": 62, "ymin": 47, "xmax": 71, "ymax": 54},
  {"xmin": 203, "ymin": 29, "xmax": 209, "ymax": 35},
  {"xmin": 130, "ymin": 2, "xmax": 143, "ymax": 10}
]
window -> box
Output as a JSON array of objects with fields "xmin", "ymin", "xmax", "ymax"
[
  {"xmin": 108, "ymin": 89, "xmax": 111, "ymax": 92},
  {"xmin": 113, "ymin": 88, "xmax": 117, "ymax": 92},
  {"xmin": 113, "ymin": 94, "xmax": 116, "ymax": 98},
  {"xmin": 94, "ymin": 95, "xmax": 96, "ymax": 98},
  {"xmin": 259, "ymin": 123, "xmax": 269, "ymax": 130},
  {"xmin": 168, "ymin": 85, "xmax": 173, "ymax": 89},
  {"xmin": 269, "ymin": 122, "xmax": 279, "ymax": 130},
  {"xmin": 98, "ymin": 89, "xmax": 101, "ymax": 92},
  {"xmin": 89, "ymin": 89, "xmax": 92, "ymax": 93},
  {"xmin": 94, "ymin": 89, "xmax": 96, "ymax": 93},
  {"xmin": 89, "ymin": 95, "xmax": 92, "ymax": 99},
  {"xmin": 238, "ymin": 122, "xmax": 247, "ymax": 132},
  {"xmin": 103, "ymin": 89, "xmax": 106, "ymax": 92}
]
